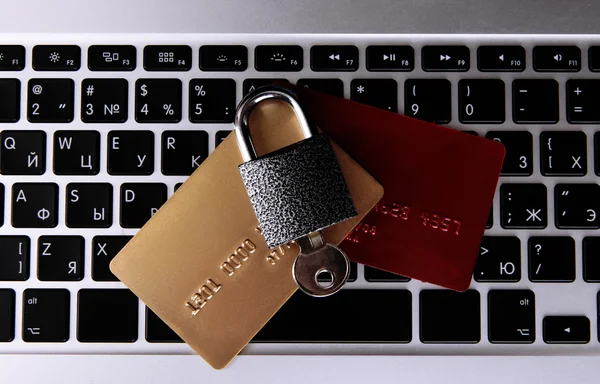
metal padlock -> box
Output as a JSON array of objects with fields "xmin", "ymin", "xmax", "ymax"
[{"xmin": 234, "ymin": 86, "xmax": 358, "ymax": 297}]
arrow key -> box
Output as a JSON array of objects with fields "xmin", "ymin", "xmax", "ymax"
[
  {"xmin": 543, "ymin": 316, "xmax": 590, "ymax": 344},
  {"xmin": 422, "ymin": 46, "xmax": 470, "ymax": 72}
]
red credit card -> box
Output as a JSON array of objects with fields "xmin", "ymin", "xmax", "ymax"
[{"xmin": 293, "ymin": 86, "xmax": 505, "ymax": 291}]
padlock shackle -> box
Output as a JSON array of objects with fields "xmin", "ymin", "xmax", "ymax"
[{"xmin": 234, "ymin": 86, "xmax": 317, "ymax": 162}]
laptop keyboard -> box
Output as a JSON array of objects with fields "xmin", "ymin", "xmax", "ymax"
[{"xmin": 0, "ymin": 35, "xmax": 599, "ymax": 356}]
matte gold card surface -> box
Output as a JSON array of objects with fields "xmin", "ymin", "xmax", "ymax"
[{"xmin": 110, "ymin": 101, "xmax": 383, "ymax": 369}]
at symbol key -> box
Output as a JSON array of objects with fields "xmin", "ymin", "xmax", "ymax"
[
  {"xmin": 500, "ymin": 184, "xmax": 547, "ymax": 229},
  {"xmin": 555, "ymin": 184, "xmax": 600, "ymax": 229},
  {"xmin": 27, "ymin": 79, "xmax": 74, "ymax": 123},
  {"xmin": 474, "ymin": 236, "xmax": 521, "ymax": 282}
]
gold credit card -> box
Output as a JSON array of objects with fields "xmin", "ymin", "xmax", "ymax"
[{"xmin": 110, "ymin": 100, "xmax": 383, "ymax": 369}]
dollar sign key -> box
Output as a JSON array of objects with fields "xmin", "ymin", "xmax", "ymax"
[{"xmin": 140, "ymin": 84, "xmax": 148, "ymax": 97}]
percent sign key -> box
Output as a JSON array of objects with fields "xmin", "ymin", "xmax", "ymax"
[
  {"xmin": 135, "ymin": 79, "xmax": 182, "ymax": 123},
  {"xmin": 189, "ymin": 79, "xmax": 236, "ymax": 123}
]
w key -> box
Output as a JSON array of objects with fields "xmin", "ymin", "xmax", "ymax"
[
  {"xmin": 53, "ymin": 131, "xmax": 100, "ymax": 175},
  {"xmin": 555, "ymin": 184, "xmax": 600, "ymax": 229}
]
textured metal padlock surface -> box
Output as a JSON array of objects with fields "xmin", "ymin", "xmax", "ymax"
[{"xmin": 239, "ymin": 133, "xmax": 357, "ymax": 248}]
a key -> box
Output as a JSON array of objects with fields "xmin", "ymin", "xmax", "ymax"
[
  {"xmin": 555, "ymin": 184, "xmax": 600, "ymax": 229},
  {"xmin": 477, "ymin": 46, "xmax": 526, "ymax": 72},
  {"xmin": 189, "ymin": 79, "xmax": 236, "ymax": 123},
  {"xmin": 92, "ymin": 236, "xmax": 131, "ymax": 282},
  {"xmin": 589, "ymin": 47, "xmax": 600, "ymax": 71},
  {"xmin": 404, "ymin": 79, "xmax": 451, "ymax": 123},
  {"xmin": 540, "ymin": 131, "xmax": 587, "ymax": 176},
  {"xmin": 458, "ymin": 79, "xmax": 505, "ymax": 123},
  {"xmin": 255, "ymin": 45, "xmax": 303, "ymax": 71},
  {"xmin": 81, "ymin": 79, "xmax": 128, "ymax": 123},
  {"xmin": 566, "ymin": 80, "xmax": 600, "ymax": 123},
  {"xmin": 485, "ymin": 131, "xmax": 533, "ymax": 176},
  {"xmin": 297, "ymin": 79, "xmax": 344, "ymax": 97},
  {"xmin": 22, "ymin": 289, "xmax": 70, "ymax": 342},
  {"xmin": 543, "ymin": 316, "xmax": 590, "ymax": 344},
  {"xmin": 88, "ymin": 45, "xmax": 136, "ymax": 71},
  {"xmin": 77, "ymin": 289, "xmax": 138, "ymax": 342},
  {"xmin": 53, "ymin": 130, "xmax": 100, "ymax": 175},
  {"xmin": 529, "ymin": 237, "xmax": 575, "ymax": 282},
  {"xmin": 254, "ymin": 289, "xmax": 412, "ymax": 342},
  {"xmin": 161, "ymin": 131, "xmax": 208, "ymax": 176},
  {"xmin": 243, "ymin": 78, "xmax": 288, "ymax": 96},
  {"xmin": 350, "ymin": 79, "xmax": 398, "ymax": 112},
  {"xmin": 364, "ymin": 266, "xmax": 410, "ymax": 282},
  {"xmin": 32, "ymin": 45, "xmax": 80, "ymax": 71},
  {"xmin": 0, "ymin": 236, "xmax": 30, "ymax": 281},
  {"xmin": 422, "ymin": 45, "xmax": 470, "ymax": 72},
  {"xmin": 310, "ymin": 45, "xmax": 358, "ymax": 71},
  {"xmin": 366, "ymin": 45, "xmax": 414, "ymax": 71},
  {"xmin": 0, "ymin": 45, "xmax": 25, "ymax": 71},
  {"xmin": 143, "ymin": 45, "xmax": 191, "ymax": 71},
  {"xmin": 107, "ymin": 131, "xmax": 154, "ymax": 175},
  {"xmin": 533, "ymin": 46, "xmax": 581, "ymax": 72},
  {"xmin": 0, "ymin": 79, "xmax": 20, "ymax": 122},
  {"xmin": 27, "ymin": 79, "xmax": 74, "ymax": 123},
  {"xmin": 38, "ymin": 236, "xmax": 84, "ymax": 281},
  {"xmin": 583, "ymin": 237, "xmax": 600, "ymax": 282},
  {"xmin": 199, "ymin": 45, "xmax": 248, "ymax": 71},
  {"xmin": 0, "ymin": 130, "xmax": 46, "ymax": 175},
  {"xmin": 12, "ymin": 183, "xmax": 58, "ymax": 228},
  {"xmin": 135, "ymin": 79, "xmax": 182, "ymax": 123},
  {"xmin": 0, "ymin": 290, "xmax": 15, "ymax": 342},
  {"xmin": 474, "ymin": 236, "xmax": 521, "ymax": 282},
  {"xmin": 120, "ymin": 183, "xmax": 167, "ymax": 228},
  {"xmin": 513, "ymin": 79, "xmax": 559, "ymax": 124},
  {"xmin": 215, "ymin": 130, "xmax": 231, "ymax": 148},
  {"xmin": 488, "ymin": 290, "xmax": 535, "ymax": 343},
  {"xmin": 500, "ymin": 184, "xmax": 547, "ymax": 229},
  {"xmin": 66, "ymin": 183, "xmax": 113, "ymax": 228},
  {"xmin": 596, "ymin": 132, "xmax": 600, "ymax": 176},
  {"xmin": 420, "ymin": 290, "xmax": 481, "ymax": 343},
  {"xmin": 146, "ymin": 308, "xmax": 183, "ymax": 343}
]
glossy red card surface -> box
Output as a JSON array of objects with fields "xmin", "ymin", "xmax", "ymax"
[{"xmin": 293, "ymin": 86, "xmax": 505, "ymax": 291}]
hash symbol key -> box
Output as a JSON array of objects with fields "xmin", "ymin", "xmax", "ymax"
[{"xmin": 81, "ymin": 79, "xmax": 128, "ymax": 123}]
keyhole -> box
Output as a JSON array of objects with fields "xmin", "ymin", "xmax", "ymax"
[{"xmin": 315, "ymin": 268, "xmax": 334, "ymax": 289}]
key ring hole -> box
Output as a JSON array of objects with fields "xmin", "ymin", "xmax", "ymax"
[{"xmin": 315, "ymin": 268, "xmax": 334, "ymax": 289}]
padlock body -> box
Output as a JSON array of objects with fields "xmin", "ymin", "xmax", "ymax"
[{"xmin": 239, "ymin": 133, "xmax": 357, "ymax": 248}]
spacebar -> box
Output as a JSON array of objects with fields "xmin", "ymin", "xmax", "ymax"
[{"xmin": 252, "ymin": 289, "xmax": 412, "ymax": 343}]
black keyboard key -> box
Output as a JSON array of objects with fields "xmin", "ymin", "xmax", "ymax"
[
  {"xmin": 350, "ymin": 79, "xmax": 397, "ymax": 112},
  {"xmin": 366, "ymin": 45, "xmax": 414, "ymax": 71},
  {"xmin": 485, "ymin": 131, "xmax": 533, "ymax": 176},
  {"xmin": 0, "ymin": 236, "xmax": 29, "ymax": 281},
  {"xmin": 66, "ymin": 183, "xmax": 113, "ymax": 228},
  {"xmin": 459, "ymin": 79, "xmax": 505, "ymax": 123},
  {"xmin": 243, "ymin": 78, "xmax": 288, "ymax": 95},
  {"xmin": 540, "ymin": 131, "xmax": 587, "ymax": 176},
  {"xmin": 512, "ymin": 80, "xmax": 559, "ymax": 124},
  {"xmin": 77, "ymin": 289, "xmax": 138, "ymax": 342},
  {"xmin": 0, "ymin": 45, "xmax": 25, "ymax": 71},
  {"xmin": 27, "ymin": 79, "xmax": 74, "ymax": 123},
  {"xmin": 566, "ymin": 80, "xmax": 600, "ymax": 123},
  {"xmin": 174, "ymin": 183, "xmax": 183, "ymax": 192},
  {"xmin": 420, "ymin": 290, "xmax": 480, "ymax": 343},
  {"xmin": 533, "ymin": 46, "xmax": 581, "ymax": 72},
  {"xmin": 189, "ymin": 79, "xmax": 236, "ymax": 123},
  {"xmin": 53, "ymin": 130, "xmax": 100, "ymax": 175},
  {"xmin": 92, "ymin": 236, "xmax": 131, "ymax": 282},
  {"xmin": 135, "ymin": 79, "xmax": 181, "ymax": 123},
  {"xmin": 364, "ymin": 266, "xmax": 410, "ymax": 282},
  {"xmin": 12, "ymin": 183, "xmax": 58, "ymax": 228},
  {"xmin": 488, "ymin": 290, "xmax": 535, "ymax": 343},
  {"xmin": 297, "ymin": 79, "xmax": 344, "ymax": 97},
  {"xmin": 32, "ymin": 45, "xmax": 80, "ymax": 71},
  {"xmin": 555, "ymin": 184, "xmax": 600, "ymax": 229},
  {"xmin": 0, "ymin": 131, "xmax": 46, "ymax": 175},
  {"xmin": 0, "ymin": 290, "xmax": 15, "ymax": 342},
  {"xmin": 88, "ymin": 45, "xmax": 136, "ymax": 71},
  {"xmin": 38, "ymin": 236, "xmax": 84, "ymax": 281},
  {"xmin": 583, "ymin": 237, "xmax": 600, "ymax": 282},
  {"xmin": 486, "ymin": 208, "xmax": 493, "ymax": 229},
  {"xmin": 254, "ymin": 290, "xmax": 411, "ymax": 342},
  {"xmin": 0, "ymin": 79, "xmax": 20, "ymax": 122},
  {"xmin": 474, "ymin": 236, "xmax": 521, "ymax": 282},
  {"xmin": 543, "ymin": 316, "xmax": 590, "ymax": 344},
  {"xmin": 81, "ymin": 79, "xmax": 128, "ymax": 123},
  {"xmin": 589, "ymin": 47, "xmax": 600, "ymax": 71},
  {"xmin": 477, "ymin": 46, "xmax": 526, "ymax": 72},
  {"xmin": 146, "ymin": 308, "xmax": 183, "ymax": 343},
  {"xmin": 422, "ymin": 46, "xmax": 470, "ymax": 72},
  {"xmin": 162, "ymin": 131, "xmax": 209, "ymax": 176},
  {"xmin": 500, "ymin": 184, "xmax": 547, "ymax": 229},
  {"xmin": 107, "ymin": 131, "xmax": 154, "ymax": 175},
  {"xmin": 215, "ymin": 130, "xmax": 231, "ymax": 148},
  {"xmin": 311, "ymin": 46, "xmax": 358, "ymax": 72},
  {"xmin": 143, "ymin": 45, "xmax": 191, "ymax": 71},
  {"xmin": 255, "ymin": 45, "xmax": 303, "ymax": 71},
  {"xmin": 199, "ymin": 45, "xmax": 248, "ymax": 71},
  {"xmin": 529, "ymin": 237, "xmax": 575, "ymax": 282},
  {"xmin": 404, "ymin": 79, "xmax": 451, "ymax": 123},
  {"xmin": 596, "ymin": 132, "xmax": 600, "ymax": 176},
  {"xmin": 120, "ymin": 183, "xmax": 167, "ymax": 228},
  {"xmin": 0, "ymin": 184, "xmax": 3, "ymax": 227},
  {"xmin": 23, "ymin": 289, "xmax": 70, "ymax": 342}
]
